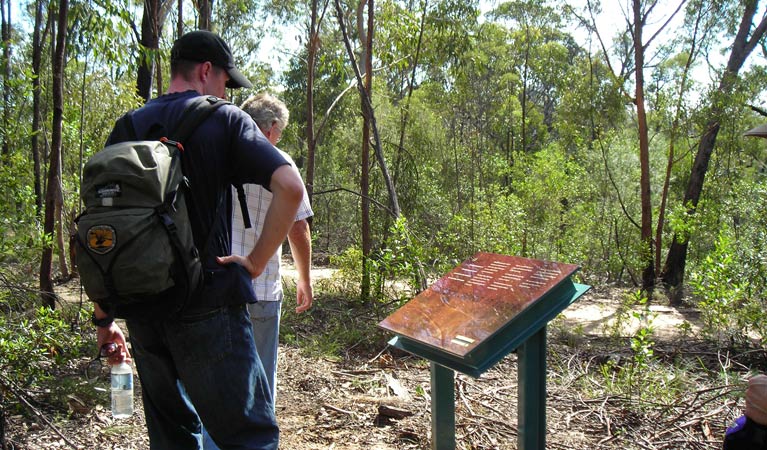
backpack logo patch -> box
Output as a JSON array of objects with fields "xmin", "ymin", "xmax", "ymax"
[
  {"xmin": 87, "ymin": 225, "xmax": 116, "ymax": 254},
  {"xmin": 96, "ymin": 182, "xmax": 122, "ymax": 198}
]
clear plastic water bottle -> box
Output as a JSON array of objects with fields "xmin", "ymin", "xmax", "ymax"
[{"xmin": 110, "ymin": 360, "xmax": 134, "ymax": 419}]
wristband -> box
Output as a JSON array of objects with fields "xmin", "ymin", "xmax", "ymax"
[{"xmin": 91, "ymin": 312, "xmax": 114, "ymax": 328}]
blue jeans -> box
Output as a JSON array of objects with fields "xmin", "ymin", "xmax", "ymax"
[
  {"xmin": 127, "ymin": 304, "xmax": 278, "ymax": 450},
  {"xmin": 203, "ymin": 300, "xmax": 282, "ymax": 450},
  {"xmin": 248, "ymin": 300, "xmax": 281, "ymax": 404}
]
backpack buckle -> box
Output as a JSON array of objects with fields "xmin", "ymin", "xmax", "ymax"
[{"xmin": 160, "ymin": 137, "xmax": 184, "ymax": 152}]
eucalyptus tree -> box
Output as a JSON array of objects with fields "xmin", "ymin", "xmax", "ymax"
[
  {"xmin": 447, "ymin": 22, "xmax": 518, "ymax": 206},
  {"xmin": 280, "ymin": 21, "xmax": 364, "ymax": 255},
  {"xmin": 235, "ymin": 0, "xmax": 331, "ymax": 203},
  {"xmin": 334, "ymin": 0, "xmax": 403, "ymax": 300},
  {"xmin": 1, "ymin": 0, "xmax": 11, "ymax": 162},
  {"xmin": 40, "ymin": 0, "xmax": 70, "ymax": 308},
  {"xmin": 579, "ymin": 0, "xmax": 688, "ymax": 290},
  {"xmin": 662, "ymin": 0, "xmax": 767, "ymax": 302},
  {"xmin": 306, "ymin": 0, "xmax": 329, "ymax": 202},
  {"xmin": 194, "ymin": 0, "xmax": 212, "ymax": 29},
  {"xmin": 137, "ymin": 0, "xmax": 162, "ymax": 101},
  {"xmin": 30, "ymin": 0, "xmax": 145, "ymax": 304},
  {"xmin": 629, "ymin": 0, "xmax": 684, "ymax": 290},
  {"xmin": 427, "ymin": 1, "xmax": 578, "ymax": 259},
  {"xmin": 374, "ymin": 0, "xmax": 426, "ymax": 209},
  {"xmin": 420, "ymin": 0, "xmax": 478, "ymax": 88},
  {"xmin": 489, "ymin": 0, "xmax": 575, "ymax": 153},
  {"xmin": 32, "ymin": 0, "xmax": 47, "ymax": 216},
  {"xmin": 649, "ymin": 2, "xmax": 709, "ymax": 289}
]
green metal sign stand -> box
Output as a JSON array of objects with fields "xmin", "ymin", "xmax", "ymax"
[
  {"xmin": 518, "ymin": 326, "xmax": 546, "ymax": 449},
  {"xmin": 431, "ymin": 362, "xmax": 455, "ymax": 450},
  {"xmin": 380, "ymin": 253, "xmax": 590, "ymax": 450}
]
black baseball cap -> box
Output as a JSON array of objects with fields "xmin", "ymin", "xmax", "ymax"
[{"xmin": 171, "ymin": 30, "xmax": 253, "ymax": 89}]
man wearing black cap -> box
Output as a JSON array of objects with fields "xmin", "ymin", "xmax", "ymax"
[{"xmin": 92, "ymin": 30, "xmax": 303, "ymax": 449}]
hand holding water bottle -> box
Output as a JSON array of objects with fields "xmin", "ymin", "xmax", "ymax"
[{"xmin": 101, "ymin": 342, "xmax": 134, "ymax": 419}]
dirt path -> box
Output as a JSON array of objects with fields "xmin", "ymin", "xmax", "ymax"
[
  {"xmin": 556, "ymin": 285, "xmax": 703, "ymax": 340},
  {"xmin": 7, "ymin": 271, "xmax": 718, "ymax": 450}
]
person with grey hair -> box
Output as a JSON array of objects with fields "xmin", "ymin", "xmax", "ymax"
[
  {"xmin": 232, "ymin": 92, "xmax": 314, "ymax": 405},
  {"xmin": 242, "ymin": 93, "xmax": 290, "ymax": 139}
]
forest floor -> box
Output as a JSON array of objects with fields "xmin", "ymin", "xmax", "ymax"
[{"xmin": 4, "ymin": 268, "xmax": 758, "ymax": 450}]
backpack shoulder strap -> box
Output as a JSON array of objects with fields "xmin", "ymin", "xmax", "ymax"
[
  {"xmin": 166, "ymin": 95, "xmax": 253, "ymax": 230},
  {"xmin": 170, "ymin": 95, "xmax": 231, "ymax": 143},
  {"xmin": 234, "ymin": 184, "xmax": 251, "ymax": 229}
]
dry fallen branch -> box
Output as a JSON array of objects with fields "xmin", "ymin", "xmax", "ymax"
[
  {"xmin": 322, "ymin": 403, "xmax": 355, "ymax": 416},
  {"xmin": 377, "ymin": 404, "xmax": 413, "ymax": 419},
  {"xmin": 0, "ymin": 374, "xmax": 79, "ymax": 449}
]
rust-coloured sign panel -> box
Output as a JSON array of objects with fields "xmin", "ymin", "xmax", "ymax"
[{"xmin": 379, "ymin": 252, "xmax": 579, "ymax": 357}]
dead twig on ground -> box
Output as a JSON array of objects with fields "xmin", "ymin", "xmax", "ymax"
[{"xmin": 0, "ymin": 374, "xmax": 79, "ymax": 449}]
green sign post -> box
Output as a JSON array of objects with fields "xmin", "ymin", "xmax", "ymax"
[{"xmin": 379, "ymin": 252, "xmax": 590, "ymax": 450}]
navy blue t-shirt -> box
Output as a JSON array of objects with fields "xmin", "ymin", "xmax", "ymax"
[
  {"xmin": 106, "ymin": 90, "xmax": 288, "ymax": 276},
  {"xmin": 107, "ymin": 91, "xmax": 289, "ymax": 310}
]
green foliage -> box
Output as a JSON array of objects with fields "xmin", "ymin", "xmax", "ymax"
[
  {"xmin": 329, "ymin": 216, "xmax": 426, "ymax": 308},
  {"xmin": 280, "ymin": 275, "xmax": 391, "ymax": 358},
  {"xmin": 329, "ymin": 246, "xmax": 366, "ymax": 296},
  {"xmin": 590, "ymin": 290, "xmax": 664, "ymax": 405},
  {"xmin": 628, "ymin": 291, "xmax": 656, "ymax": 374},
  {"xmin": 0, "ymin": 156, "xmax": 46, "ymax": 270},
  {"xmin": 689, "ymin": 229, "xmax": 767, "ymax": 344},
  {"xmin": 367, "ymin": 216, "xmax": 425, "ymax": 303},
  {"xmin": 0, "ymin": 303, "xmax": 96, "ymax": 416},
  {"xmin": 433, "ymin": 184, "xmax": 524, "ymax": 270}
]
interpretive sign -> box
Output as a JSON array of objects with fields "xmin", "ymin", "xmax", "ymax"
[
  {"xmin": 379, "ymin": 252, "xmax": 590, "ymax": 450},
  {"xmin": 379, "ymin": 252, "xmax": 587, "ymax": 377}
]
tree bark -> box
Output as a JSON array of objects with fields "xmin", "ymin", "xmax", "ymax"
[
  {"xmin": 1, "ymin": 0, "xmax": 11, "ymax": 163},
  {"xmin": 655, "ymin": 6, "xmax": 700, "ymax": 278},
  {"xmin": 336, "ymin": 0, "xmax": 403, "ymax": 301},
  {"xmin": 633, "ymin": 0, "xmax": 655, "ymax": 290},
  {"xmin": 196, "ymin": 0, "xmax": 212, "ymax": 30},
  {"xmin": 359, "ymin": 0, "xmax": 372, "ymax": 301},
  {"xmin": 55, "ymin": 183, "xmax": 69, "ymax": 280},
  {"xmin": 31, "ymin": 0, "xmax": 46, "ymax": 218},
  {"xmin": 305, "ymin": 0, "xmax": 321, "ymax": 204},
  {"xmin": 40, "ymin": 0, "xmax": 68, "ymax": 308},
  {"xmin": 137, "ymin": 0, "xmax": 160, "ymax": 102},
  {"xmin": 334, "ymin": 0, "xmax": 400, "ymax": 219},
  {"xmin": 661, "ymin": 1, "xmax": 767, "ymax": 303},
  {"xmin": 177, "ymin": 0, "xmax": 183, "ymax": 38}
]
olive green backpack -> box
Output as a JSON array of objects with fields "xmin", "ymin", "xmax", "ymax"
[{"xmin": 75, "ymin": 96, "xmax": 250, "ymax": 317}]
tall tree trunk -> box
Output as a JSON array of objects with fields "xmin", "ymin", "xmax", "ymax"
[
  {"xmin": 32, "ymin": 0, "xmax": 45, "ymax": 218},
  {"xmin": 655, "ymin": 7, "xmax": 700, "ymax": 276},
  {"xmin": 392, "ymin": 0, "xmax": 429, "ymax": 292},
  {"xmin": 197, "ymin": 0, "xmax": 212, "ymax": 30},
  {"xmin": 359, "ymin": 0, "xmax": 372, "ymax": 302},
  {"xmin": 661, "ymin": 2, "xmax": 767, "ymax": 303},
  {"xmin": 1, "ymin": 0, "xmax": 10, "ymax": 163},
  {"xmin": 305, "ymin": 0, "xmax": 320, "ymax": 205},
  {"xmin": 55, "ymin": 181, "xmax": 69, "ymax": 280},
  {"xmin": 40, "ymin": 0, "xmax": 68, "ymax": 308},
  {"xmin": 177, "ymin": 0, "xmax": 183, "ymax": 38},
  {"xmin": 137, "ymin": 0, "xmax": 160, "ymax": 102},
  {"xmin": 393, "ymin": 0, "xmax": 426, "ymax": 189},
  {"xmin": 633, "ymin": 0, "xmax": 655, "ymax": 290},
  {"xmin": 521, "ymin": 24, "xmax": 529, "ymax": 152},
  {"xmin": 336, "ymin": 0, "xmax": 403, "ymax": 301},
  {"xmin": 334, "ymin": 0, "xmax": 400, "ymax": 218}
]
